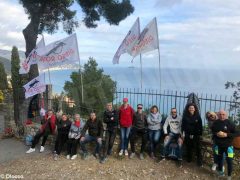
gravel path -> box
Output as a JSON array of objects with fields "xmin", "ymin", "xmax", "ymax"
[{"xmin": 0, "ymin": 138, "xmax": 236, "ymax": 179}]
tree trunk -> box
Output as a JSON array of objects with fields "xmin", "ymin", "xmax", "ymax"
[{"xmin": 18, "ymin": 15, "xmax": 40, "ymax": 125}]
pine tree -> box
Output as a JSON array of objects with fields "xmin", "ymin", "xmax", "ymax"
[
  {"xmin": 11, "ymin": 46, "xmax": 23, "ymax": 125},
  {"xmin": 0, "ymin": 62, "xmax": 8, "ymax": 90}
]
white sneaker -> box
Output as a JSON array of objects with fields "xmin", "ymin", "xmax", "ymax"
[
  {"xmin": 71, "ymin": 155, "xmax": 77, "ymax": 160},
  {"xmin": 119, "ymin": 149, "xmax": 124, "ymax": 156},
  {"xmin": 223, "ymin": 166, "xmax": 225, "ymax": 172},
  {"xmin": 66, "ymin": 155, "xmax": 70, "ymax": 159},
  {"xmin": 125, "ymin": 150, "xmax": 128, "ymax": 156},
  {"xmin": 39, "ymin": 146, "xmax": 44, "ymax": 153},
  {"xmin": 26, "ymin": 148, "xmax": 35, "ymax": 154},
  {"xmin": 211, "ymin": 163, "xmax": 217, "ymax": 171}
]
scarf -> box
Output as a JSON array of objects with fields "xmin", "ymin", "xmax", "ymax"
[{"xmin": 75, "ymin": 120, "xmax": 80, "ymax": 127}]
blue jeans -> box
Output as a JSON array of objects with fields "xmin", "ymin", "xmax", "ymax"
[
  {"xmin": 163, "ymin": 133, "xmax": 183, "ymax": 159},
  {"xmin": 80, "ymin": 135, "xmax": 102, "ymax": 154},
  {"xmin": 148, "ymin": 129, "xmax": 160, "ymax": 153},
  {"xmin": 120, "ymin": 127, "xmax": 131, "ymax": 150}
]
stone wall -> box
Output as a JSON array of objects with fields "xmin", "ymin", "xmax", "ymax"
[{"xmin": 0, "ymin": 103, "xmax": 14, "ymax": 137}]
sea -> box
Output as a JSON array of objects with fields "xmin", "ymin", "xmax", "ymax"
[{"xmin": 47, "ymin": 67, "xmax": 238, "ymax": 97}]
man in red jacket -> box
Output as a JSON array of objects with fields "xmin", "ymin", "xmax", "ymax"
[
  {"xmin": 119, "ymin": 98, "xmax": 134, "ymax": 156},
  {"xmin": 26, "ymin": 110, "xmax": 56, "ymax": 153}
]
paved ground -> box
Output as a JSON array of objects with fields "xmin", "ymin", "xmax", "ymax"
[{"xmin": 0, "ymin": 138, "xmax": 52, "ymax": 163}]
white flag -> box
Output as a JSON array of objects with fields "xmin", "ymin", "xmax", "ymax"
[
  {"xmin": 129, "ymin": 17, "xmax": 159, "ymax": 57},
  {"xmin": 23, "ymin": 74, "xmax": 46, "ymax": 99},
  {"xmin": 19, "ymin": 37, "xmax": 45, "ymax": 74},
  {"xmin": 113, "ymin": 18, "xmax": 140, "ymax": 64},
  {"xmin": 37, "ymin": 33, "xmax": 80, "ymax": 71}
]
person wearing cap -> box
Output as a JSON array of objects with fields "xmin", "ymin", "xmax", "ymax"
[
  {"xmin": 100, "ymin": 102, "xmax": 119, "ymax": 163},
  {"xmin": 129, "ymin": 104, "xmax": 148, "ymax": 160},
  {"xmin": 147, "ymin": 105, "xmax": 162, "ymax": 159},
  {"xmin": 212, "ymin": 110, "xmax": 236, "ymax": 179},
  {"xmin": 118, "ymin": 98, "xmax": 134, "ymax": 156}
]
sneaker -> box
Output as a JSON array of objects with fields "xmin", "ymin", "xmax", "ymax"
[
  {"xmin": 66, "ymin": 155, "xmax": 70, "ymax": 159},
  {"xmin": 107, "ymin": 149, "xmax": 112, "ymax": 156},
  {"xmin": 124, "ymin": 150, "xmax": 129, "ymax": 156},
  {"xmin": 94, "ymin": 153, "xmax": 100, "ymax": 159},
  {"xmin": 71, "ymin": 155, "xmax": 77, "ymax": 160},
  {"xmin": 119, "ymin": 149, "xmax": 124, "ymax": 156},
  {"xmin": 54, "ymin": 154, "xmax": 58, "ymax": 161},
  {"xmin": 218, "ymin": 170, "xmax": 225, "ymax": 177},
  {"xmin": 130, "ymin": 152, "xmax": 135, "ymax": 159},
  {"xmin": 227, "ymin": 176, "xmax": 232, "ymax": 180},
  {"xmin": 197, "ymin": 161, "xmax": 203, "ymax": 167},
  {"xmin": 211, "ymin": 163, "xmax": 217, "ymax": 171},
  {"xmin": 26, "ymin": 148, "xmax": 35, "ymax": 154},
  {"xmin": 150, "ymin": 152, "xmax": 156, "ymax": 159},
  {"xmin": 82, "ymin": 152, "xmax": 88, "ymax": 160},
  {"xmin": 140, "ymin": 153, "xmax": 144, "ymax": 160},
  {"xmin": 222, "ymin": 166, "xmax": 225, "ymax": 172},
  {"xmin": 177, "ymin": 160, "xmax": 183, "ymax": 168},
  {"xmin": 100, "ymin": 157, "xmax": 107, "ymax": 164},
  {"xmin": 39, "ymin": 146, "xmax": 45, "ymax": 153}
]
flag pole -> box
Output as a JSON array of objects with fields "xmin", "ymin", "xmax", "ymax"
[
  {"xmin": 155, "ymin": 17, "xmax": 161, "ymax": 92},
  {"xmin": 140, "ymin": 54, "xmax": 143, "ymax": 91},
  {"xmin": 74, "ymin": 33, "xmax": 84, "ymax": 103}
]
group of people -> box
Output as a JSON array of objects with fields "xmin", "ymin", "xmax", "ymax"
[{"xmin": 25, "ymin": 97, "xmax": 237, "ymax": 179}]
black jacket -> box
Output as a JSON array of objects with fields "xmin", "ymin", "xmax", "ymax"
[
  {"xmin": 211, "ymin": 119, "xmax": 236, "ymax": 148},
  {"xmin": 56, "ymin": 119, "xmax": 71, "ymax": 135},
  {"xmin": 82, "ymin": 119, "xmax": 103, "ymax": 138},
  {"xmin": 182, "ymin": 114, "xmax": 203, "ymax": 136},
  {"xmin": 133, "ymin": 112, "xmax": 147, "ymax": 129},
  {"xmin": 103, "ymin": 109, "xmax": 119, "ymax": 130}
]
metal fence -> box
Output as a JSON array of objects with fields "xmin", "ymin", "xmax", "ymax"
[{"xmin": 114, "ymin": 88, "xmax": 239, "ymax": 126}]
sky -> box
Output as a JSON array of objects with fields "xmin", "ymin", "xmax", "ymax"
[{"xmin": 1, "ymin": 0, "xmax": 240, "ymax": 69}]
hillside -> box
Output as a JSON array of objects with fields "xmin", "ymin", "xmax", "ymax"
[
  {"xmin": 0, "ymin": 56, "xmax": 11, "ymax": 74},
  {"xmin": 0, "ymin": 49, "xmax": 25, "ymax": 75}
]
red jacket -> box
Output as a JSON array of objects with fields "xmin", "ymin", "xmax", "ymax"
[
  {"xmin": 40, "ymin": 114, "xmax": 56, "ymax": 134},
  {"xmin": 119, "ymin": 105, "xmax": 134, "ymax": 127}
]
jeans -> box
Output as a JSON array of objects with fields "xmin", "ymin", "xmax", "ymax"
[
  {"xmin": 103, "ymin": 129, "xmax": 117, "ymax": 157},
  {"xmin": 54, "ymin": 133, "xmax": 69, "ymax": 155},
  {"xmin": 217, "ymin": 146, "xmax": 233, "ymax": 176},
  {"xmin": 148, "ymin": 129, "xmax": 160, "ymax": 153},
  {"xmin": 67, "ymin": 138, "xmax": 79, "ymax": 156},
  {"xmin": 120, "ymin": 127, "xmax": 131, "ymax": 150},
  {"xmin": 80, "ymin": 135, "xmax": 102, "ymax": 154},
  {"xmin": 31, "ymin": 131, "xmax": 49, "ymax": 148},
  {"xmin": 163, "ymin": 133, "xmax": 183, "ymax": 159},
  {"xmin": 130, "ymin": 127, "xmax": 148, "ymax": 153}
]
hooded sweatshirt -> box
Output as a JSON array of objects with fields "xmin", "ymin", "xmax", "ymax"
[
  {"xmin": 163, "ymin": 115, "xmax": 182, "ymax": 134},
  {"xmin": 147, "ymin": 112, "xmax": 162, "ymax": 130}
]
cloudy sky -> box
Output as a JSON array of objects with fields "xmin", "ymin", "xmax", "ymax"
[{"xmin": 1, "ymin": 0, "xmax": 240, "ymax": 69}]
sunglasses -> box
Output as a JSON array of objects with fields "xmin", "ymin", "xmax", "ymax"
[
  {"xmin": 171, "ymin": 111, "xmax": 177, "ymax": 113},
  {"xmin": 137, "ymin": 107, "xmax": 143, "ymax": 109}
]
